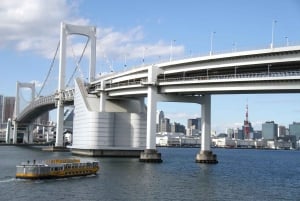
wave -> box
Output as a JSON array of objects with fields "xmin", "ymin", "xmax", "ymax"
[{"xmin": 0, "ymin": 177, "xmax": 15, "ymax": 183}]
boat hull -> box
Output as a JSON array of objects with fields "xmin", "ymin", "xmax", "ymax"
[{"xmin": 16, "ymin": 159, "xmax": 99, "ymax": 179}]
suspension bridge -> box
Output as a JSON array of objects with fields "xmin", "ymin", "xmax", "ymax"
[{"xmin": 9, "ymin": 22, "xmax": 300, "ymax": 163}]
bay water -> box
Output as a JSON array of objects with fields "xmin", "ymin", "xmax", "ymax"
[{"xmin": 0, "ymin": 146, "xmax": 299, "ymax": 201}]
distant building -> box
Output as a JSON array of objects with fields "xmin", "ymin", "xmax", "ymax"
[
  {"xmin": 186, "ymin": 118, "xmax": 201, "ymax": 136},
  {"xmin": 278, "ymin": 125, "xmax": 287, "ymax": 137},
  {"xmin": 289, "ymin": 122, "xmax": 300, "ymax": 140},
  {"xmin": 187, "ymin": 118, "xmax": 201, "ymax": 130},
  {"xmin": 234, "ymin": 128, "xmax": 244, "ymax": 139},
  {"xmin": 226, "ymin": 128, "xmax": 234, "ymax": 138},
  {"xmin": 262, "ymin": 121, "xmax": 278, "ymax": 140},
  {"xmin": 160, "ymin": 118, "xmax": 171, "ymax": 133},
  {"xmin": 171, "ymin": 122, "xmax": 186, "ymax": 134},
  {"xmin": 253, "ymin": 130, "xmax": 262, "ymax": 139},
  {"xmin": 3, "ymin": 96, "xmax": 15, "ymax": 123},
  {"xmin": 156, "ymin": 110, "xmax": 165, "ymax": 132},
  {"xmin": 0, "ymin": 95, "xmax": 3, "ymax": 124}
]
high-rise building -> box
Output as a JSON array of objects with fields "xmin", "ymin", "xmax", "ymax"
[
  {"xmin": 289, "ymin": 122, "xmax": 300, "ymax": 140},
  {"xmin": 187, "ymin": 118, "xmax": 201, "ymax": 130},
  {"xmin": 3, "ymin": 97, "xmax": 15, "ymax": 123},
  {"xmin": 156, "ymin": 110, "xmax": 165, "ymax": 132},
  {"xmin": 187, "ymin": 118, "xmax": 201, "ymax": 136},
  {"xmin": 160, "ymin": 118, "xmax": 171, "ymax": 133},
  {"xmin": 262, "ymin": 121, "xmax": 278, "ymax": 140},
  {"xmin": 171, "ymin": 122, "xmax": 186, "ymax": 134},
  {"xmin": 278, "ymin": 125, "xmax": 286, "ymax": 137},
  {"xmin": 0, "ymin": 95, "xmax": 3, "ymax": 123},
  {"xmin": 227, "ymin": 128, "xmax": 234, "ymax": 138}
]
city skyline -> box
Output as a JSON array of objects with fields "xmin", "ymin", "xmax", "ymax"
[
  {"xmin": 1, "ymin": 0, "xmax": 300, "ymax": 133},
  {"xmin": 158, "ymin": 105, "xmax": 299, "ymax": 135}
]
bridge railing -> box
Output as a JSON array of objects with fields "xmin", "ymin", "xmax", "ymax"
[
  {"xmin": 90, "ymin": 79, "xmax": 146, "ymax": 90},
  {"xmin": 89, "ymin": 70, "xmax": 300, "ymax": 91},
  {"xmin": 158, "ymin": 70, "xmax": 300, "ymax": 83},
  {"xmin": 54, "ymin": 88, "xmax": 75, "ymax": 102}
]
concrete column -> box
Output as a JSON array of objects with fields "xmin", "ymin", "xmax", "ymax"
[
  {"xmin": 56, "ymin": 22, "xmax": 67, "ymax": 147},
  {"xmin": 13, "ymin": 121, "xmax": 18, "ymax": 144},
  {"xmin": 56, "ymin": 104, "xmax": 64, "ymax": 147},
  {"xmin": 89, "ymin": 29, "xmax": 96, "ymax": 82},
  {"xmin": 6, "ymin": 118, "xmax": 11, "ymax": 143},
  {"xmin": 140, "ymin": 65, "xmax": 162, "ymax": 163},
  {"xmin": 99, "ymin": 80, "xmax": 106, "ymax": 112},
  {"xmin": 42, "ymin": 126, "xmax": 45, "ymax": 139},
  {"xmin": 146, "ymin": 86, "xmax": 157, "ymax": 149},
  {"xmin": 28, "ymin": 124, "xmax": 33, "ymax": 144},
  {"xmin": 195, "ymin": 94, "xmax": 218, "ymax": 163},
  {"xmin": 46, "ymin": 128, "xmax": 49, "ymax": 143},
  {"xmin": 201, "ymin": 94, "xmax": 211, "ymax": 151}
]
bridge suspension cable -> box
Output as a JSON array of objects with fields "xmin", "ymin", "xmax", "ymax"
[
  {"xmin": 19, "ymin": 89, "xmax": 32, "ymax": 112},
  {"xmin": 36, "ymin": 41, "xmax": 60, "ymax": 97},
  {"xmin": 66, "ymin": 37, "xmax": 90, "ymax": 88}
]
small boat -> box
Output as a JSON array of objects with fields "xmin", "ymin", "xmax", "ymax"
[{"xmin": 16, "ymin": 159, "xmax": 100, "ymax": 179}]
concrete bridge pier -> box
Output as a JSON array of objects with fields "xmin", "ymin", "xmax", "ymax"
[
  {"xmin": 27, "ymin": 124, "xmax": 34, "ymax": 144},
  {"xmin": 12, "ymin": 121, "xmax": 18, "ymax": 144},
  {"xmin": 195, "ymin": 94, "xmax": 218, "ymax": 164},
  {"xmin": 6, "ymin": 118, "xmax": 12, "ymax": 143},
  {"xmin": 139, "ymin": 85, "xmax": 162, "ymax": 162},
  {"xmin": 140, "ymin": 66, "xmax": 162, "ymax": 163}
]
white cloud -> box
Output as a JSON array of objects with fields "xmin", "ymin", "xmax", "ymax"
[
  {"xmin": 96, "ymin": 27, "xmax": 184, "ymax": 64},
  {"xmin": 0, "ymin": 0, "xmax": 89, "ymax": 57},
  {"xmin": 30, "ymin": 80, "xmax": 43, "ymax": 88},
  {"xmin": 0, "ymin": 0, "xmax": 184, "ymax": 64}
]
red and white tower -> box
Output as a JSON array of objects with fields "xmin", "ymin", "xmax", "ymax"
[{"xmin": 243, "ymin": 103, "xmax": 250, "ymax": 139}]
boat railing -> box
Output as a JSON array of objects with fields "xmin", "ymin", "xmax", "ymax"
[{"xmin": 45, "ymin": 159, "xmax": 80, "ymax": 164}]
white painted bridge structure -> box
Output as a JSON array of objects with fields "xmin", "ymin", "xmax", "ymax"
[{"xmin": 13, "ymin": 23, "xmax": 300, "ymax": 163}]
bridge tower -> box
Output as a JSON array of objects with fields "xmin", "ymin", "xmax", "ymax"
[
  {"xmin": 55, "ymin": 22, "xmax": 96, "ymax": 147},
  {"xmin": 13, "ymin": 82, "xmax": 35, "ymax": 144}
]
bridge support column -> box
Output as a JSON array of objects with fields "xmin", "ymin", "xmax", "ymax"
[
  {"xmin": 99, "ymin": 80, "xmax": 106, "ymax": 112},
  {"xmin": 55, "ymin": 22, "xmax": 67, "ymax": 147},
  {"xmin": 140, "ymin": 66, "xmax": 162, "ymax": 163},
  {"xmin": 195, "ymin": 94, "xmax": 218, "ymax": 164},
  {"xmin": 28, "ymin": 124, "xmax": 34, "ymax": 144},
  {"xmin": 12, "ymin": 121, "xmax": 18, "ymax": 144},
  {"xmin": 6, "ymin": 118, "xmax": 12, "ymax": 143},
  {"xmin": 56, "ymin": 103, "xmax": 64, "ymax": 147}
]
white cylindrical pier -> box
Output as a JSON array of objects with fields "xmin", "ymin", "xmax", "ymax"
[{"xmin": 195, "ymin": 94, "xmax": 218, "ymax": 163}]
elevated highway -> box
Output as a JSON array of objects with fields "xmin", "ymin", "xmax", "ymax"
[
  {"xmin": 16, "ymin": 89, "xmax": 75, "ymax": 124},
  {"xmin": 88, "ymin": 45, "xmax": 300, "ymax": 96}
]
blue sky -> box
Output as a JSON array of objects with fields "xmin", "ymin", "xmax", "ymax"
[{"xmin": 1, "ymin": 0, "xmax": 300, "ymax": 133}]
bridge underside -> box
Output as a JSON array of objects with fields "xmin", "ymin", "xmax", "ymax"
[
  {"xmin": 71, "ymin": 148, "xmax": 143, "ymax": 157},
  {"xmin": 159, "ymin": 79, "xmax": 300, "ymax": 95},
  {"xmin": 17, "ymin": 100, "xmax": 74, "ymax": 124}
]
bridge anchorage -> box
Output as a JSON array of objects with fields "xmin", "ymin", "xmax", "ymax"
[{"xmin": 14, "ymin": 21, "xmax": 300, "ymax": 164}]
